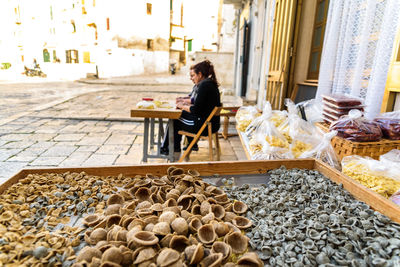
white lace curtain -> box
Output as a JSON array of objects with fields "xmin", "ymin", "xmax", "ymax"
[{"xmin": 316, "ymin": 0, "xmax": 400, "ymax": 119}]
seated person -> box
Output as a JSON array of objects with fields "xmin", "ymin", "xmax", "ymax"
[
  {"xmin": 176, "ymin": 73, "xmax": 199, "ymax": 151},
  {"xmin": 161, "ymin": 60, "xmax": 221, "ymax": 154}
]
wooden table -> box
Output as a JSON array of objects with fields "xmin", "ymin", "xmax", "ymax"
[{"xmin": 131, "ymin": 108, "xmax": 182, "ymax": 162}]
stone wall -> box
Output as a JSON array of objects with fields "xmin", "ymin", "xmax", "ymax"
[{"xmin": 189, "ymin": 51, "xmax": 234, "ymax": 86}]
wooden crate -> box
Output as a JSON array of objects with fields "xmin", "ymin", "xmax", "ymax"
[
  {"xmin": 316, "ymin": 122, "xmax": 400, "ymax": 160},
  {"xmin": 3, "ymin": 159, "xmax": 400, "ymax": 224}
]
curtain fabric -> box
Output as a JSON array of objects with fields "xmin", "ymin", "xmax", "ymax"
[{"xmin": 316, "ymin": 0, "xmax": 400, "ymax": 119}]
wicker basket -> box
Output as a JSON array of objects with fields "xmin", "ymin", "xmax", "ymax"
[{"xmin": 316, "ymin": 122, "xmax": 400, "ymax": 160}]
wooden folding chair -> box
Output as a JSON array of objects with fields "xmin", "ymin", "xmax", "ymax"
[{"xmin": 178, "ymin": 106, "xmax": 222, "ymax": 162}]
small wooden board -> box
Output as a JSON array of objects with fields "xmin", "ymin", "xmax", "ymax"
[{"xmin": 2, "ymin": 159, "xmax": 400, "ymax": 224}]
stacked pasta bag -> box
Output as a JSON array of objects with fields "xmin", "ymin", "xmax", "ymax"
[
  {"xmin": 234, "ymin": 106, "xmax": 261, "ymax": 132},
  {"xmin": 241, "ymin": 99, "xmax": 340, "ymax": 169},
  {"xmin": 329, "ymin": 109, "xmax": 382, "ymax": 142},
  {"xmin": 322, "ymin": 94, "xmax": 364, "ymax": 124},
  {"xmin": 342, "ymin": 151, "xmax": 400, "ymax": 201},
  {"xmin": 374, "ymin": 110, "xmax": 400, "ymax": 140}
]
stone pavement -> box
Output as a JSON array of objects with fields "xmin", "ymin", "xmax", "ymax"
[{"xmin": 0, "ymin": 73, "xmax": 246, "ymax": 185}]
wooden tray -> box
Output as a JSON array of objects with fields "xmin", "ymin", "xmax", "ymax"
[
  {"xmin": 3, "ymin": 159, "xmax": 400, "ymax": 224},
  {"xmin": 316, "ymin": 122, "xmax": 400, "ymax": 160}
]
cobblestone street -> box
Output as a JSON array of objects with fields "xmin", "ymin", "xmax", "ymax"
[{"xmin": 0, "ymin": 74, "xmax": 246, "ymax": 184}]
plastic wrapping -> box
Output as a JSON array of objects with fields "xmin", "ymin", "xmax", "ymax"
[
  {"xmin": 235, "ymin": 106, "xmax": 261, "ymax": 132},
  {"xmin": 323, "ymin": 101, "xmax": 365, "ymax": 112},
  {"xmin": 245, "ymin": 103, "xmax": 286, "ymax": 137},
  {"xmin": 299, "ymin": 130, "xmax": 341, "ymax": 170},
  {"xmin": 322, "ymin": 94, "xmax": 363, "ymax": 107},
  {"xmin": 374, "ymin": 111, "xmax": 400, "ymax": 140},
  {"xmin": 323, "ymin": 106, "xmax": 351, "ymax": 117},
  {"xmin": 390, "ymin": 191, "xmax": 400, "ymax": 205},
  {"xmin": 246, "ymin": 102, "xmax": 291, "ymax": 159},
  {"xmin": 380, "ymin": 149, "xmax": 400, "ymax": 175},
  {"xmin": 296, "ymin": 99, "xmax": 323, "ymax": 123},
  {"xmin": 342, "ymin": 155, "xmax": 400, "ymax": 198},
  {"xmin": 136, "ymin": 100, "xmax": 157, "ymax": 109},
  {"xmin": 329, "ymin": 109, "xmax": 382, "ymax": 142},
  {"xmin": 278, "ymin": 99, "xmax": 317, "ymax": 144},
  {"xmin": 380, "ymin": 149, "xmax": 400, "ymax": 164}
]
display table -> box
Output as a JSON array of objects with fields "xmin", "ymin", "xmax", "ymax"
[{"xmin": 130, "ymin": 108, "xmax": 182, "ymax": 162}]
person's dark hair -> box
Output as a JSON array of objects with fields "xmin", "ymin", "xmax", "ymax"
[{"xmin": 190, "ymin": 60, "xmax": 219, "ymax": 86}]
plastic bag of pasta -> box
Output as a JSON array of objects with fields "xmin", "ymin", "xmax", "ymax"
[
  {"xmin": 245, "ymin": 102, "xmax": 283, "ymax": 135},
  {"xmin": 374, "ymin": 111, "xmax": 400, "ymax": 140},
  {"xmin": 299, "ymin": 130, "xmax": 340, "ymax": 169},
  {"xmin": 136, "ymin": 100, "xmax": 157, "ymax": 109},
  {"xmin": 330, "ymin": 109, "xmax": 382, "ymax": 142},
  {"xmin": 277, "ymin": 99, "xmax": 316, "ymax": 143},
  {"xmin": 250, "ymin": 131, "xmax": 292, "ymax": 160},
  {"xmin": 235, "ymin": 106, "xmax": 260, "ymax": 132},
  {"xmin": 342, "ymin": 155, "xmax": 400, "ymax": 198}
]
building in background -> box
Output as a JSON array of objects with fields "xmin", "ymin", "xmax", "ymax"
[{"xmin": 0, "ymin": 0, "xmax": 236, "ymax": 80}]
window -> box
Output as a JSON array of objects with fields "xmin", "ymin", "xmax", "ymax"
[
  {"xmin": 53, "ymin": 50, "xmax": 57, "ymax": 62},
  {"xmin": 147, "ymin": 39, "xmax": 154, "ymax": 50},
  {"xmin": 43, "ymin": 49, "xmax": 50, "ymax": 62},
  {"xmin": 83, "ymin": 52, "xmax": 90, "ymax": 63},
  {"xmin": 147, "ymin": 3, "xmax": 152, "ymax": 15},
  {"xmin": 307, "ymin": 0, "xmax": 329, "ymax": 80},
  {"xmin": 66, "ymin": 50, "xmax": 79, "ymax": 63}
]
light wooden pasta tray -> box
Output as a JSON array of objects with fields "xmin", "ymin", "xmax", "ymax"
[{"xmin": 2, "ymin": 159, "xmax": 400, "ymax": 224}]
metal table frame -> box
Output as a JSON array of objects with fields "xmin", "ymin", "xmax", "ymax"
[{"xmin": 131, "ymin": 109, "xmax": 182, "ymax": 162}]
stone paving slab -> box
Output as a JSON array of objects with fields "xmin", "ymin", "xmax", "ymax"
[{"xmin": 0, "ymin": 78, "xmax": 246, "ymax": 184}]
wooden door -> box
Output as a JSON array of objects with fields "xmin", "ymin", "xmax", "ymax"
[
  {"xmin": 266, "ymin": 0, "xmax": 298, "ymax": 109},
  {"xmin": 241, "ymin": 20, "xmax": 251, "ymax": 97},
  {"xmin": 381, "ymin": 27, "xmax": 400, "ymax": 112}
]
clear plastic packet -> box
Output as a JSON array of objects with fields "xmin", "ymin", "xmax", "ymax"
[
  {"xmin": 323, "ymin": 105, "xmax": 351, "ymax": 117},
  {"xmin": 296, "ymin": 99, "xmax": 323, "ymax": 123},
  {"xmin": 136, "ymin": 100, "xmax": 157, "ymax": 109},
  {"xmin": 299, "ymin": 130, "xmax": 341, "ymax": 170},
  {"xmin": 249, "ymin": 131, "xmax": 292, "ymax": 160},
  {"xmin": 329, "ymin": 109, "xmax": 382, "ymax": 142},
  {"xmin": 342, "ymin": 155, "xmax": 400, "ymax": 198},
  {"xmin": 323, "ymin": 101, "xmax": 365, "ymax": 112},
  {"xmin": 290, "ymin": 132, "xmax": 320, "ymax": 158},
  {"xmin": 154, "ymin": 100, "xmax": 175, "ymax": 109},
  {"xmin": 380, "ymin": 149, "xmax": 400, "ymax": 163},
  {"xmin": 278, "ymin": 99, "xmax": 318, "ymax": 144},
  {"xmin": 246, "ymin": 102, "xmax": 290, "ymax": 157},
  {"xmin": 235, "ymin": 106, "xmax": 261, "ymax": 132},
  {"xmin": 245, "ymin": 102, "xmax": 287, "ymax": 138},
  {"xmin": 374, "ymin": 111, "xmax": 400, "ymax": 140},
  {"xmin": 389, "ymin": 189, "xmax": 400, "ymax": 205},
  {"xmin": 380, "ymin": 149, "xmax": 400, "ymax": 175},
  {"xmin": 322, "ymin": 94, "xmax": 363, "ymax": 107}
]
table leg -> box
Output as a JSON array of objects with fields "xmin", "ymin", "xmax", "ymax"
[
  {"xmin": 222, "ymin": 116, "xmax": 229, "ymax": 139},
  {"xmin": 157, "ymin": 118, "xmax": 164, "ymax": 155},
  {"xmin": 150, "ymin": 118, "xmax": 155, "ymax": 149},
  {"xmin": 143, "ymin": 118, "xmax": 149, "ymax": 162},
  {"xmin": 168, "ymin": 119, "xmax": 174, "ymax": 162}
]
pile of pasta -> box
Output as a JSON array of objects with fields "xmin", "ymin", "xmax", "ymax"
[
  {"xmin": 241, "ymin": 100, "xmax": 340, "ymax": 169},
  {"xmin": 235, "ymin": 106, "xmax": 261, "ymax": 132},
  {"xmin": 136, "ymin": 100, "xmax": 174, "ymax": 109},
  {"xmin": 342, "ymin": 154, "xmax": 400, "ymax": 199}
]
